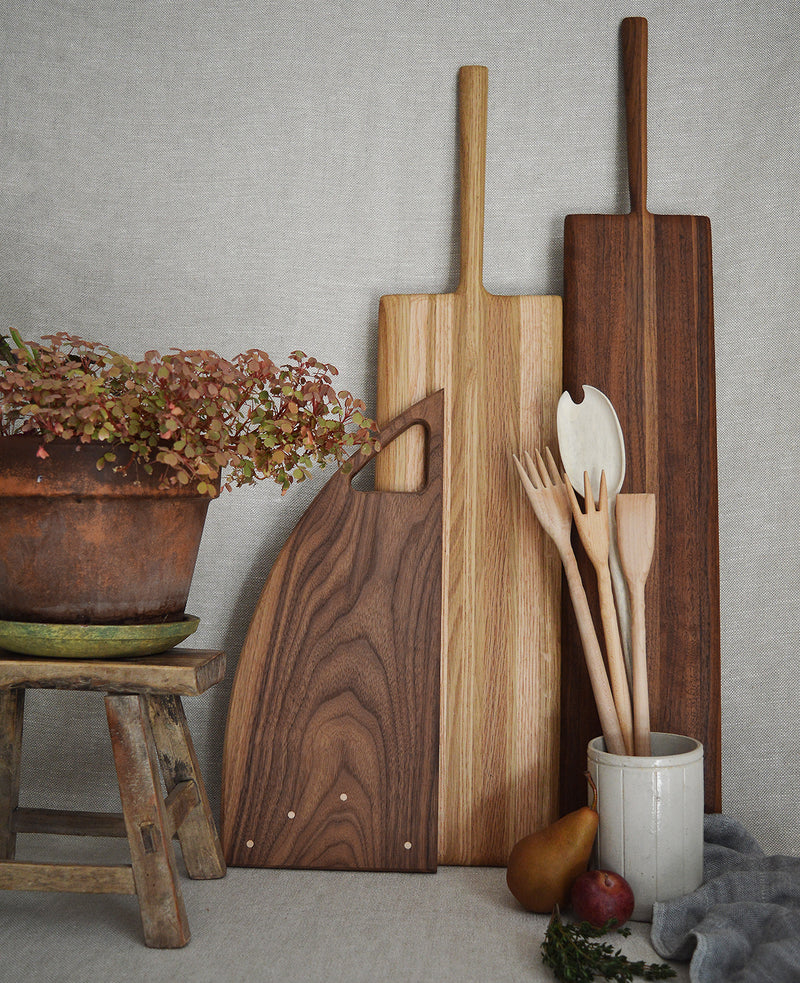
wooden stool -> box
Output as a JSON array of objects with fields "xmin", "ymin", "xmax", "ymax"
[{"xmin": 0, "ymin": 648, "xmax": 227, "ymax": 948}]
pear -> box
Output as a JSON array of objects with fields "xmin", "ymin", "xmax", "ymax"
[{"xmin": 506, "ymin": 772, "xmax": 598, "ymax": 913}]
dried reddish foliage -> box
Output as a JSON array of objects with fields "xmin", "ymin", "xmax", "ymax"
[{"xmin": 0, "ymin": 331, "xmax": 378, "ymax": 495}]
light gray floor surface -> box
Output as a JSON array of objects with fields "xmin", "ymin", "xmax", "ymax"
[{"xmin": 1, "ymin": 835, "xmax": 689, "ymax": 983}]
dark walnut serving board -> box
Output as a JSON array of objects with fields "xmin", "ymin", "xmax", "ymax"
[
  {"xmin": 560, "ymin": 17, "xmax": 721, "ymax": 813},
  {"xmin": 221, "ymin": 392, "xmax": 443, "ymax": 872}
]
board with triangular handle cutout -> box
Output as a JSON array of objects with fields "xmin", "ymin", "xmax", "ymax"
[{"xmin": 221, "ymin": 391, "xmax": 443, "ymax": 871}]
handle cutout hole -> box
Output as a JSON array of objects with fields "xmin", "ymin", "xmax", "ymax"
[{"xmin": 351, "ymin": 423, "xmax": 428, "ymax": 493}]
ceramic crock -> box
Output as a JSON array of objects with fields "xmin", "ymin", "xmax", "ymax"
[{"xmin": 587, "ymin": 732, "xmax": 704, "ymax": 920}]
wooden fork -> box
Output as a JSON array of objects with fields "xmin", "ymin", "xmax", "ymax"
[
  {"xmin": 564, "ymin": 470, "xmax": 635, "ymax": 756},
  {"xmin": 513, "ymin": 448, "xmax": 626, "ymax": 756}
]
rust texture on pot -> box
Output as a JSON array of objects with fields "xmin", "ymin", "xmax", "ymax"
[{"xmin": 0, "ymin": 437, "xmax": 218, "ymax": 625}]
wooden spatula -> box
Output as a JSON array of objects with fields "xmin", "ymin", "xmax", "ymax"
[{"xmin": 616, "ymin": 493, "xmax": 656, "ymax": 756}]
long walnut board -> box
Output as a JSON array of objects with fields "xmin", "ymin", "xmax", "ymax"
[{"xmin": 560, "ymin": 18, "xmax": 721, "ymax": 813}]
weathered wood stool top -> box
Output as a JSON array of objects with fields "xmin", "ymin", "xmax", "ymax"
[{"xmin": 0, "ymin": 648, "xmax": 226, "ymax": 948}]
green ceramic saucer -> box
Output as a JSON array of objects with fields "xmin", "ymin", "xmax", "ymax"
[{"xmin": 0, "ymin": 615, "xmax": 200, "ymax": 659}]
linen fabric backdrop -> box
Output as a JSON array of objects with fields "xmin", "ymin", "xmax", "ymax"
[{"xmin": 1, "ymin": 0, "xmax": 797, "ymax": 857}]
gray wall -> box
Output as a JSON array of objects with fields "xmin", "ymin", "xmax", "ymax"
[{"xmin": 2, "ymin": 0, "xmax": 798, "ymax": 855}]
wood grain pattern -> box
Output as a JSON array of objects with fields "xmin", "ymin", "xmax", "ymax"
[
  {"xmin": 616, "ymin": 492, "xmax": 656, "ymax": 757},
  {"xmin": 375, "ymin": 66, "xmax": 562, "ymax": 865},
  {"xmin": 221, "ymin": 392, "xmax": 443, "ymax": 872},
  {"xmin": 565, "ymin": 473, "xmax": 634, "ymax": 756},
  {"xmin": 147, "ymin": 694, "xmax": 226, "ymax": 879},
  {"xmin": 106, "ymin": 692, "xmax": 191, "ymax": 947},
  {"xmin": 0, "ymin": 688, "xmax": 23, "ymax": 860},
  {"xmin": 12, "ymin": 807, "xmax": 127, "ymax": 837},
  {"xmin": 0, "ymin": 859, "xmax": 135, "ymax": 894},
  {"xmin": 561, "ymin": 17, "xmax": 720, "ymax": 812},
  {"xmin": 0, "ymin": 659, "xmax": 225, "ymax": 947},
  {"xmin": 0, "ymin": 649, "xmax": 226, "ymax": 696},
  {"xmin": 10, "ymin": 797, "xmax": 200, "ymax": 842},
  {"xmin": 10, "ymin": 795, "xmax": 198, "ymax": 840}
]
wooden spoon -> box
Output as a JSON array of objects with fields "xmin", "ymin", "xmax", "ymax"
[
  {"xmin": 616, "ymin": 493, "xmax": 656, "ymax": 756},
  {"xmin": 557, "ymin": 386, "xmax": 632, "ymax": 684}
]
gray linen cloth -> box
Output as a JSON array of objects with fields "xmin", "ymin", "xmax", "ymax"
[{"xmin": 651, "ymin": 814, "xmax": 800, "ymax": 982}]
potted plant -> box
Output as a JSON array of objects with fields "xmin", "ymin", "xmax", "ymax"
[{"xmin": 0, "ymin": 330, "xmax": 377, "ymax": 631}]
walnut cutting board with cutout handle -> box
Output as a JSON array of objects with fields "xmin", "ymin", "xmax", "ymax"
[
  {"xmin": 221, "ymin": 391, "xmax": 443, "ymax": 872},
  {"xmin": 375, "ymin": 66, "xmax": 563, "ymax": 866}
]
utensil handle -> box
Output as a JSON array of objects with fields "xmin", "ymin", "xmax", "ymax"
[
  {"xmin": 560, "ymin": 548, "xmax": 627, "ymax": 756},
  {"xmin": 457, "ymin": 65, "xmax": 487, "ymax": 294},
  {"xmin": 608, "ymin": 510, "xmax": 632, "ymax": 684},
  {"xmin": 596, "ymin": 567, "xmax": 635, "ymax": 755},
  {"xmin": 630, "ymin": 587, "xmax": 652, "ymax": 755},
  {"xmin": 622, "ymin": 16, "xmax": 649, "ymax": 216}
]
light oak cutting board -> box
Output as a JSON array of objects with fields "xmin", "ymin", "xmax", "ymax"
[
  {"xmin": 375, "ymin": 66, "xmax": 562, "ymax": 866},
  {"xmin": 560, "ymin": 18, "xmax": 721, "ymax": 814}
]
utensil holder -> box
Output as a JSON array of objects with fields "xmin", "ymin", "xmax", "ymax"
[{"xmin": 587, "ymin": 733, "xmax": 704, "ymax": 920}]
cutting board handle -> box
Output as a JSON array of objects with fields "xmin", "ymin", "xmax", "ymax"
[
  {"xmin": 622, "ymin": 17, "xmax": 649, "ymax": 216},
  {"xmin": 457, "ymin": 65, "xmax": 488, "ymax": 294},
  {"xmin": 345, "ymin": 389, "xmax": 444, "ymax": 495}
]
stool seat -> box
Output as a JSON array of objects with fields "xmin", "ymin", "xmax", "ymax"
[
  {"xmin": 0, "ymin": 648, "xmax": 227, "ymax": 948},
  {"xmin": 0, "ymin": 647, "xmax": 225, "ymax": 695}
]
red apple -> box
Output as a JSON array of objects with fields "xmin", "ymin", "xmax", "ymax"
[{"xmin": 569, "ymin": 869, "xmax": 635, "ymax": 928}]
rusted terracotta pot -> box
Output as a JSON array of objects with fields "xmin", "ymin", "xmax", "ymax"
[{"xmin": 0, "ymin": 436, "xmax": 217, "ymax": 625}]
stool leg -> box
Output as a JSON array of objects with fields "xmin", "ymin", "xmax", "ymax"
[
  {"xmin": 146, "ymin": 694, "xmax": 226, "ymax": 880},
  {"xmin": 0, "ymin": 689, "xmax": 24, "ymax": 861},
  {"xmin": 105, "ymin": 693, "xmax": 190, "ymax": 948}
]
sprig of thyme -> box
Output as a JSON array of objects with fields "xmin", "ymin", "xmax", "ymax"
[{"xmin": 541, "ymin": 906, "xmax": 676, "ymax": 982}]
